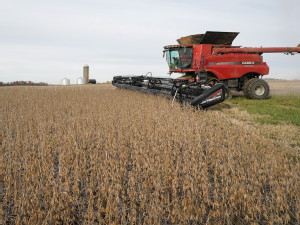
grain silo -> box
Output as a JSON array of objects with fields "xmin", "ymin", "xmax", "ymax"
[
  {"xmin": 83, "ymin": 65, "xmax": 89, "ymax": 84},
  {"xmin": 77, "ymin": 77, "xmax": 84, "ymax": 85},
  {"xmin": 62, "ymin": 78, "xmax": 70, "ymax": 85}
]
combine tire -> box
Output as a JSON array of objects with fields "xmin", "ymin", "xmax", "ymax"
[
  {"xmin": 225, "ymin": 88, "xmax": 232, "ymax": 100},
  {"xmin": 244, "ymin": 78, "xmax": 269, "ymax": 99},
  {"xmin": 242, "ymin": 79, "xmax": 251, "ymax": 98}
]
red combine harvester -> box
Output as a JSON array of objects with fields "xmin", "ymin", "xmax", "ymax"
[{"xmin": 113, "ymin": 31, "xmax": 300, "ymax": 108}]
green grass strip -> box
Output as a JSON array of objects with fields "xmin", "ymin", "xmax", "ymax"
[{"xmin": 230, "ymin": 96, "xmax": 300, "ymax": 126}]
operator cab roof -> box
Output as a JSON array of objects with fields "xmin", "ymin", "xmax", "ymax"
[{"xmin": 177, "ymin": 31, "xmax": 239, "ymax": 45}]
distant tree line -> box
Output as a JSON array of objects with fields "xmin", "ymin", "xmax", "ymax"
[{"xmin": 0, "ymin": 81, "xmax": 49, "ymax": 86}]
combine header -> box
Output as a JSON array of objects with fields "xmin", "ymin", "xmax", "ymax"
[{"xmin": 113, "ymin": 31, "xmax": 300, "ymax": 108}]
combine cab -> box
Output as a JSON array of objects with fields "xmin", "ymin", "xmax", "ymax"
[{"xmin": 113, "ymin": 31, "xmax": 300, "ymax": 108}]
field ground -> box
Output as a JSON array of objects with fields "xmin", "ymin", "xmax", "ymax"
[
  {"xmin": 231, "ymin": 79, "xmax": 300, "ymax": 97},
  {"xmin": 221, "ymin": 79, "xmax": 300, "ymax": 125},
  {"xmin": 1, "ymin": 81, "xmax": 299, "ymax": 224},
  {"xmin": 267, "ymin": 79, "xmax": 300, "ymax": 96},
  {"xmin": 218, "ymin": 79, "xmax": 300, "ymax": 153}
]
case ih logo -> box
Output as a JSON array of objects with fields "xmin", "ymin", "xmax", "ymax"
[{"xmin": 207, "ymin": 61, "xmax": 259, "ymax": 66}]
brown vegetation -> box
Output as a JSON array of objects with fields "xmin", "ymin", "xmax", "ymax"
[{"xmin": 1, "ymin": 85, "xmax": 299, "ymax": 224}]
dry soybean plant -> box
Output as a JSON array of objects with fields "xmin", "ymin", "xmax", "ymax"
[{"xmin": 0, "ymin": 85, "xmax": 299, "ymax": 224}]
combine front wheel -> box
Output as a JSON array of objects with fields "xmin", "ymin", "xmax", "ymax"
[
  {"xmin": 244, "ymin": 78, "xmax": 270, "ymax": 99},
  {"xmin": 207, "ymin": 78, "xmax": 231, "ymax": 100}
]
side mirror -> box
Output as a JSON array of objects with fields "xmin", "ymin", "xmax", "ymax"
[
  {"xmin": 163, "ymin": 50, "xmax": 165, "ymax": 58},
  {"xmin": 184, "ymin": 47, "xmax": 187, "ymax": 54}
]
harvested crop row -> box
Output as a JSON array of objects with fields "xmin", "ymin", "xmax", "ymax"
[{"xmin": 1, "ymin": 85, "xmax": 299, "ymax": 224}]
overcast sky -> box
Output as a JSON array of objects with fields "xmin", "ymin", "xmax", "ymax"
[{"xmin": 1, "ymin": 0, "xmax": 300, "ymax": 84}]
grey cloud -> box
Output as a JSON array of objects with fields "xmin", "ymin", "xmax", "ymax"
[{"xmin": 0, "ymin": 0, "xmax": 300, "ymax": 84}]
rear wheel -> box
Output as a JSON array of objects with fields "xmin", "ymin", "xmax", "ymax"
[{"xmin": 244, "ymin": 78, "xmax": 270, "ymax": 99}]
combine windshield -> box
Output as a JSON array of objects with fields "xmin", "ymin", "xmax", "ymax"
[{"xmin": 165, "ymin": 47, "xmax": 193, "ymax": 70}]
